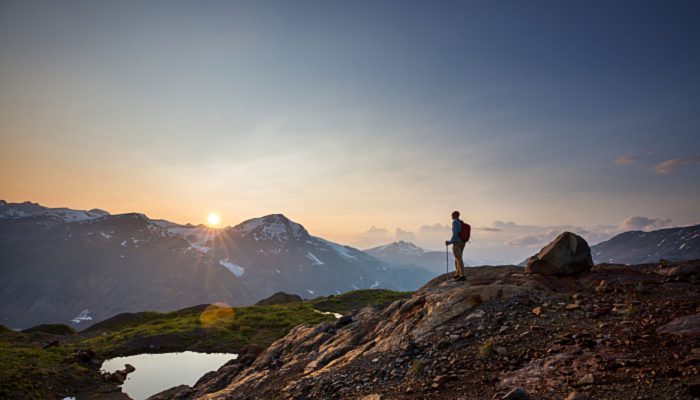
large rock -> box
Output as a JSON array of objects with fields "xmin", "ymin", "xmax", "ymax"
[{"xmin": 525, "ymin": 232, "xmax": 593, "ymax": 276}]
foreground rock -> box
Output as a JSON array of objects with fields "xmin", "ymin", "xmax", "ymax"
[
  {"xmin": 525, "ymin": 232, "xmax": 593, "ymax": 276},
  {"xmin": 150, "ymin": 259, "xmax": 700, "ymax": 399}
]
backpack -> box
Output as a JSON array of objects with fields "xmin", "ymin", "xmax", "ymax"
[{"xmin": 459, "ymin": 220, "xmax": 471, "ymax": 243}]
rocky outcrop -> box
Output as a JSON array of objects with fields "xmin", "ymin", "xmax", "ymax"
[
  {"xmin": 150, "ymin": 260, "xmax": 700, "ymax": 399},
  {"xmin": 255, "ymin": 292, "xmax": 303, "ymax": 306},
  {"xmin": 103, "ymin": 364, "xmax": 135, "ymax": 384},
  {"xmin": 525, "ymin": 232, "xmax": 593, "ymax": 276}
]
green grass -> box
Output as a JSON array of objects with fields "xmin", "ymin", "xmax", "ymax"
[
  {"xmin": 1, "ymin": 288, "xmax": 413, "ymax": 398},
  {"xmin": 410, "ymin": 360, "xmax": 425, "ymax": 376},
  {"xmin": 79, "ymin": 301, "xmax": 338, "ymax": 356},
  {"xmin": 479, "ymin": 339, "xmax": 494, "ymax": 358},
  {"xmin": 0, "ymin": 336, "xmax": 87, "ymax": 400},
  {"xmin": 311, "ymin": 289, "xmax": 413, "ymax": 315},
  {"xmin": 22, "ymin": 324, "xmax": 76, "ymax": 335}
]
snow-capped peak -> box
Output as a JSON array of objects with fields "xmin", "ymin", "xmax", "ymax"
[
  {"xmin": 0, "ymin": 201, "xmax": 110, "ymax": 222},
  {"xmin": 233, "ymin": 214, "xmax": 309, "ymax": 240},
  {"xmin": 366, "ymin": 240, "xmax": 426, "ymax": 256}
]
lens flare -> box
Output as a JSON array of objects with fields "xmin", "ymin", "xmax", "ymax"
[{"xmin": 200, "ymin": 303, "xmax": 234, "ymax": 327}]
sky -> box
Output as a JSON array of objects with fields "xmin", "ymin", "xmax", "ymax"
[{"xmin": 1, "ymin": 0, "xmax": 699, "ymax": 263}]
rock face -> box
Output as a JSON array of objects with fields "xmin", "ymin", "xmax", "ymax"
[{"xmin": 525, "ymin": 232, "xmax": 593, "ymax": 276}]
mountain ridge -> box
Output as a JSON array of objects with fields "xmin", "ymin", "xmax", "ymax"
[
  {"xmin": 0, "ymin": 201, "xmax": 433, "ymax": 329},
  {"xmin": 590, "ymin": 224, "xmax": 700, "ymax": 264}
]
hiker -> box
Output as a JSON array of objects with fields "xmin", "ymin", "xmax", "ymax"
[{"xmin": 445, "ymin": 210, "xmax": 470, "ymax": 281}]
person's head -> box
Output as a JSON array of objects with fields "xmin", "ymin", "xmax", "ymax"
[{"xmin": 451, "ymin": 211, "xmax": 460, "ymax": 220}]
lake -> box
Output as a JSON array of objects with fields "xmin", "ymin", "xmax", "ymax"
[{"xmin": 101, "ymin": 351, "xmax": 237, "ymax": 400}]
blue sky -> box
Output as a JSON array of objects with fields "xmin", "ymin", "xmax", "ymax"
[{"xmin": 1, "ymin": 0, "xmax": 699, "ymax": 261}]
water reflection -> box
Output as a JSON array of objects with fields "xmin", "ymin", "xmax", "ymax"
[{"xmin": 101, "ymin": 351, "xmax": 237, "ymax": 400}]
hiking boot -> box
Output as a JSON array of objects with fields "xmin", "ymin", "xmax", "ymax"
[{"xmin": 454, "ymin": 276, "xmax": 466, "ymax": 282}]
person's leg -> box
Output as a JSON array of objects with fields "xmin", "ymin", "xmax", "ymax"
[{"xmin": 452, "ymin": 242, "xmax": 465, "ymax": 277}]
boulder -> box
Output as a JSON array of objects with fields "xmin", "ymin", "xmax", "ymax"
[
  {"xmin": 104, "ymin": 364, "xmax": 136, "ymax": 385},
  {"xmin": 525, "ymin": 232, "xmax": 593, "ymax": 276}
]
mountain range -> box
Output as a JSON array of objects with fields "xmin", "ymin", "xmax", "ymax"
[
  {"xmin": 0, "ymin": 201, "xmax": 433, "ymax": 329},
  {"xmin": 2, "ymin": 200, "xmax": 698, "ymax": 329},
  {"xmin": 590, "ymin": 224, "xmax": 700, "ymax": 264},
  {"xmin": 365, "ymin": 240, "xmax": 476, "ymax": 275}
]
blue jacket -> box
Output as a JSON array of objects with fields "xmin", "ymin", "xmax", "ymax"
[{"xmin": 448, "ymin": 219, "xmax": 462, "ymax": 245}]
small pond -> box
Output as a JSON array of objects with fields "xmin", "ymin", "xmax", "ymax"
[{"xmin": 101, "ymin": 351, "xmax": 237, "ymax": 400}]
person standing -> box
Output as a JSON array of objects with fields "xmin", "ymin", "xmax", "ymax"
[{"xmin": 445, "ymin": 210, "xmax": 470, "ymax": 281}]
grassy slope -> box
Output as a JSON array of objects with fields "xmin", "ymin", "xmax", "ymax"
[
  {"xmin": 0, "ymin": 289, "xmax": 412, "ymax": 399},
  {"xmin": 311, "ymin": 289, "xmax": 413, "ymax": 315},
  {"xmin": 0, "ymin": 330, "xmax": 93, "ymax": 400}
]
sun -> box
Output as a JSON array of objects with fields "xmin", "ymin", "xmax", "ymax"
[{"xmin": 207, "ymin": 213, "xmax": 221, "ymax": 226}]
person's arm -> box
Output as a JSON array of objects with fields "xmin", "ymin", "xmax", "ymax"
[{"xmin": 447, "ymin": 220, "xmax": 461, "ymax": 245}]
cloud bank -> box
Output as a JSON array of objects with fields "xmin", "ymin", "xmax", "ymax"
[
  {"xmin": 653, "ymin": 156, "xmax": 700, "ymax": 175},
  {"xmin": 352, "ymin": 215, "xmax": 677, "ymax": 264}
]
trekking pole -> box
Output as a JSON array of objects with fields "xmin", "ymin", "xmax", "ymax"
[{"xmin": 445, "ymin": 244, "xmax": 449, "ymax": 275}]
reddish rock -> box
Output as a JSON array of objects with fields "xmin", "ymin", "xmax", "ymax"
[{"xmin": 657, "ymin": 314, "xmax": 700, "ymax": 336}]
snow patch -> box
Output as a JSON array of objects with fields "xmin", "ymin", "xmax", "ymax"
[
  {"xmin": 236, "ymin": 215, "xmax": 307, "ymax": 239},
  {"xmin": 219, "ymin": 259, "xmax": 245, "ymax": 277},
  {"xmin": 191, "ymin": 244, "xmax": 210, "ymax": 253},
  {"xmin": 316, "ymin": 238, "xmax": 359, "ymax": 260},
  {"xmin": 314, "ymin": 309, "xmax": 343, "ymax": 319},
  {"xmin": 306, "ymin": 252, "xmax": 325, "ymax": 265},
  {"xmin": 71, "ymin": 309, "xmax": 93, "ymax": 324}
]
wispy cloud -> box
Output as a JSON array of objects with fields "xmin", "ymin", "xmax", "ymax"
[
  {"xmin": 352, "ymin": 215, "xmax": 677, "ymax": 264},
  {"xmin": 365, "ymin": 226, "xmax": 388, "ymax": 235},
  {"xmin": 620, "ymin": 216, "xmax": 672, "ymax": 231},
  {"xmin": 653, "ymin": 156, "xmax": 700, "ymax": 174},
  {"xmin": 614, "ymin": 154, "xmax": 642, "ymax": 165},
  {"xmin": 418, "ymin": 223, "xmax": 449, "ymax": 233},
  {"xmin": 507, "ymin": 233, "xmax": 557, "ymax": 246},
  {"xmin": 477, "ymin": 227, "xmax": 502, "ymax": 232},
  {"xmin": 395, "ymin": 228, "xmax": 415, "ymax": 241}
]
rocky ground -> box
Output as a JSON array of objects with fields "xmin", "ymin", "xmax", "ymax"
[{"xmin": 153, "ymin": 260, "xmax": 700, "ymax": 400}]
